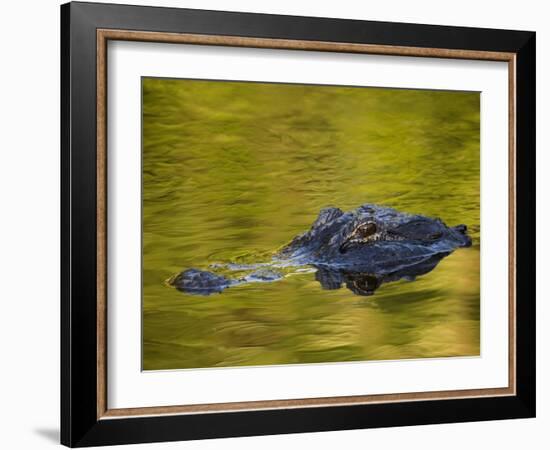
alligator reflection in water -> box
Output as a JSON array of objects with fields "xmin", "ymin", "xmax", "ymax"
[
  {"xmin": 168, "ymin": 203, "xmax": 471, "ymax": 297},
  {"xmin": 313, "ymin": 253, "xmax": 448, "ymax": 296}
]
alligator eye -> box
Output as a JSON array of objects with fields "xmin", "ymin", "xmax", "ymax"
[
  {"xmin": 339, "ymin": 222, "xmax": 378, "ymax": 253},
  {"xmin": 356, "ymin": 222, "xmax": 377, "ymax": 237}
]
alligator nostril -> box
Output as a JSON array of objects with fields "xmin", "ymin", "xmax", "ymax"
[{"xmin": 455, "ymin": 224, "xmax": 467, "ymax": 234}]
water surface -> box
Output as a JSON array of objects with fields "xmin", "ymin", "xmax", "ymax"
[{"xmin": 142, "ymin": 78, "xmax": 480, "ymax": 370}]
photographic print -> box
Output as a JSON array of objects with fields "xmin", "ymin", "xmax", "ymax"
[{"xmin": 142, "ymin": 77, "xmax": 480, "ymax": 371}]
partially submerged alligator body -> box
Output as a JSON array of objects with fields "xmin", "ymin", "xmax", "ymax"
[{"xmin": 169, "ymin": 204, "xmax": 472, "ymax": 296}]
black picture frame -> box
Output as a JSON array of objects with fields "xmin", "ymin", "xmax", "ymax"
[{"xmin": 61, "ymin": 1, "xmax": 536, "ymax": 447}]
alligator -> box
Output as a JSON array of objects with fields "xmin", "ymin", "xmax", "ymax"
[{"xmin": 168, "ymin": 203, "xmax": 472, "ymax": 296}]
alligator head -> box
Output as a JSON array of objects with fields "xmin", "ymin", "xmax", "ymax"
[
  {"xmin": 169, "ymin": 203, "xmax": 472, "ymax": 296},
  {"xmin": 276, "ymin": 204, "xmax": 471, "ymax": 274}
]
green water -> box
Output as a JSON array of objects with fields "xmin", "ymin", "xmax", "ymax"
[{"xmin": 142, "ymin": 78, "xmax": 480, "ymax": 371}]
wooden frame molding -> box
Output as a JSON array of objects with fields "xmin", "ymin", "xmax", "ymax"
[{"xmin": 96, "ymin": 28, "xmax": 517, "ymax": 421}]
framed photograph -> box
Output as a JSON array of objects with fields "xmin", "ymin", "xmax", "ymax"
[{"xmin": 61, "ymin": 1, "xmax": 536, "ymax": 447}]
